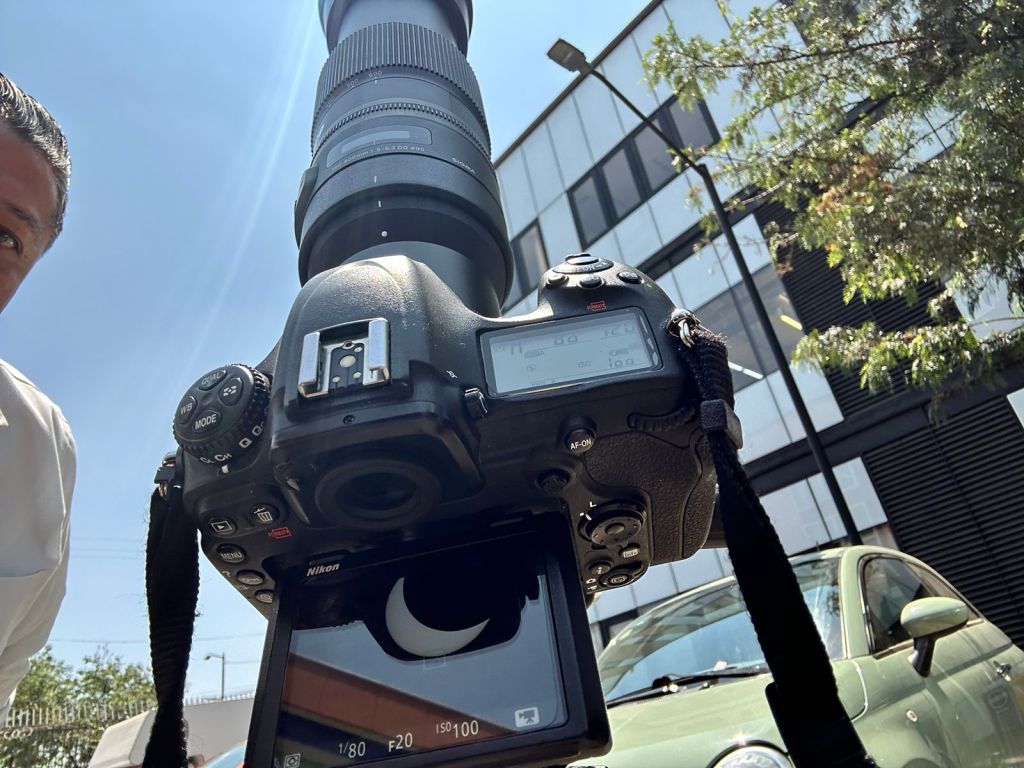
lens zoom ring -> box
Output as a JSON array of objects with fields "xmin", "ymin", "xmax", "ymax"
[
  {"xmin": 314, "ymin": 100, "xmax": 490, "ymax": 161},
  {"xmin": 313, "ymin": 22, "xmax": 489, "ymax": 152}
]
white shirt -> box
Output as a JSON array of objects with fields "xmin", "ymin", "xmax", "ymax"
[{"xmin": 0, "ymin": 359, "xmax": 74, "ymax": 719}]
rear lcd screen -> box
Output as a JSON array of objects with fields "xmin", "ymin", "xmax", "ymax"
[
  {"xmin": 481, "ymin": 308, "xmax": 659, "ymax": 396},
  {"xmin": 272, "ymin": 542, "xmax": 567, "ymax": 767}
]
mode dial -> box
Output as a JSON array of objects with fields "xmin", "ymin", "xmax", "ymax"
[{"xmin": 173, "ymin": 364, "xmax": 270, "ymax": 465}]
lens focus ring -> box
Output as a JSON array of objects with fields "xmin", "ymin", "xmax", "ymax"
[{"xmin": 312, "ymin": 22, "xmax": 488, "ymax": 154}]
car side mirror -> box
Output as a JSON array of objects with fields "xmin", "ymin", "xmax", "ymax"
[{"xmin": 900, "ymin": 596, "xmax": 969, "ymax": 677}]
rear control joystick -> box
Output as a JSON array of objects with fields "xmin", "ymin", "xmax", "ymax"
[{"xmin": 579, "ymin": 501, "xmax": 646, "ymax": 547}]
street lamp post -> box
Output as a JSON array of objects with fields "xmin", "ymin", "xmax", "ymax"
[
  {"xmin": 546, "ymin": 39, "xmax": 862, "ymax": 545},
  {"xmin": 203, "ymin": 652, "xmax": 226, "ymax": 700}
]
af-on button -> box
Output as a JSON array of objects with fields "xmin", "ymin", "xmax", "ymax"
[{"xmin": 565, "ymin": 427, "xmax": 596, "ymax": 455}]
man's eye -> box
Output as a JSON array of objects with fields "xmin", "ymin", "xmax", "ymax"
[{"xmin": 0, "ymin": 230, "xmax": 19, "ymax": 251}]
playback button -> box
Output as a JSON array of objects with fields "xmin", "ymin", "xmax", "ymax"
[{"xmin": 208, "ymin": 517, "xmax": 236, "ymax": 536}]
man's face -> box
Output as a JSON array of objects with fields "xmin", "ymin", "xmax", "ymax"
[{"xmin": 0, "ymin": 123, "xmax": 59, "ymax": 313}]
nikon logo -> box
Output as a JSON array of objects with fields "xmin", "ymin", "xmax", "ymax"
[{"xmin": 305, "ymin": 563, "xmax": 340, "ymax": 577}]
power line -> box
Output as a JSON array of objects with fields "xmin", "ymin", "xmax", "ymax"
[{"xmin": 50, "ymin": 633, "xmax": 264, "ymax": 645}]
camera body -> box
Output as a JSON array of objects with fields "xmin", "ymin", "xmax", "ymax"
[
  {"xmin": 173, "ymin": 253, "xmax": 717, "ymax": 612},
  {"xmin": 157, "ymin": 3, "xmax": 726, "ymax": 765}
]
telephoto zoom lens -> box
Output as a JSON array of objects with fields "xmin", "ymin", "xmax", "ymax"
[{"xmin": 295, "ymin": 0, "xmax": 514, "ymax": 316}]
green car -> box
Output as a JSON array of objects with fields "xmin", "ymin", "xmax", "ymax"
[{"xmin": 585, "ymin": 546, "xmax": 1024, "ymax": 768}]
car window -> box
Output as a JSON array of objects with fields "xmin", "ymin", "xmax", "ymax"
[
  {"xmin": 860, "ymin": 556, "xmax": 977, "ymax": 653},
  {"xmin": 201, "ymin": 742, "xmax": 246, "ymax": 768},
  {"xmin": 598, "ymin": 558, "xmax": 841, "ymax": 700}
]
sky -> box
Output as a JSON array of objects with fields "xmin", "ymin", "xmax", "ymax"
[{"xmin": 1, "ymin": 1, "xmax": 656, "ymax": 701}]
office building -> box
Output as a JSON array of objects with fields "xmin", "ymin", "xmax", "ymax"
[{"xmin": 493, "ymin": 0, "xmax": 1024, "ymax": 647}]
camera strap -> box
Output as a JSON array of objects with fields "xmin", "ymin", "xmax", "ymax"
[
  {"xmin": 672, "ymin": 313, "xmax": 876, "ymax": 768},
  {"xmin": 141, "ymin": 321, "xmax": 876, "ymax": 768},
  {"xmin": 143, "ymin": 458, "xmax": 198, "ymax": 768}
]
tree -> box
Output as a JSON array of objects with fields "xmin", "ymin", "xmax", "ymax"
[
  {"xmin": 645, "ymin": 0, "xmax": 1024, "ymax": 404},
  {"xmin": 0, "ymin": 647, "xmax": 155, "ymax": 768}
]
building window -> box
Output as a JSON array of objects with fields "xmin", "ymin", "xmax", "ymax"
[
  {"xmin": 662, "ymin": 99, "xmax": 719, "ymax": 153},
  {"xmin": 507, "ymin": 221, "xmax": 548, "ymax": 308},
  {"xmin": 635, "ymin": 124, "xmax": 677, "ymax": 191},
  {"xmin": 570, "ymin": 175, "xmax": 610, "ymax": 246},
  {"xmin": 692, "ymin": 264, "xmax": 802, "ymax": 393},
  {"xmin": 602, "ymin": 146, "xmax": 642, "ymax": 218},
  {"xmin": 567, "ymin": 96, "xmax": 718, "ymax": 249}
]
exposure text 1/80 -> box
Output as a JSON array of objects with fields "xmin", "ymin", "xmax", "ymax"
[{"xmin": 339, "ymin": 741, "xmax": 367, "ymax": 759}]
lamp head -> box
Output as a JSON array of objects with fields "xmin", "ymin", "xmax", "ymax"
[{"xmin": 547, "ymin": 38, "xmax": 591, "ymax": 73}]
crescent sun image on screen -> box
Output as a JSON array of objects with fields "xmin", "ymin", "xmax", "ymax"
[{"xmin": 272, "ymin": 542, "xmax": 568, "ymax": 767}]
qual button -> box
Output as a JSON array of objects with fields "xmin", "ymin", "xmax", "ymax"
[{"xmin": 198, "ymin": 368, "xmax": 229, "ymax": 391}]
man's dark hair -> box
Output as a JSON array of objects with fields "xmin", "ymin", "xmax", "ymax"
[{"xmin": 0, "ymin": 72, "xmax": 71, "ymax": 246}]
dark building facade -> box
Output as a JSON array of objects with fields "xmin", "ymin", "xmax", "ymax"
[{"xmin": 492, "ymin": 0, "xmax": 1024, "ymax": 649}]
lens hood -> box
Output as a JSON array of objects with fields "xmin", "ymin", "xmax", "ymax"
[{"xmin": 319, "ymin": 0, "xmax": 473, "ymax": 52}]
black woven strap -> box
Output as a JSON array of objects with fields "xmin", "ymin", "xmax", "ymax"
[
  {"xmin": 679, "ymin": 326, "xmax": 875, "ymax": 768},
  {"xmin": 143, "ymin": 486, "xmax": 198, "ymax": 768}
]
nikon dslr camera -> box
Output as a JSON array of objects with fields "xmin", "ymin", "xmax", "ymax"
[{"xmin": 165, "ymin": 1, "xmax": 719, "ymax": 766}]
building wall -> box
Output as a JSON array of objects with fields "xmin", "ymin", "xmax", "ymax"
[{"xmin": 493, "ymin": 0, "xmax": 1024, "ymax": 648}]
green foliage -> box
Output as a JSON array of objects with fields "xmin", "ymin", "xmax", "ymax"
[
  {"xmin": 0, "ymin": 646, "xmax": 155, "ymax": 768},
  {"xmin": 646, "ymin": 0, "xmax": 1024, "ymax": 399}
]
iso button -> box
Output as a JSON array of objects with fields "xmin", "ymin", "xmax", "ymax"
[{"xmin": 565, "ymin": 427, "xmax": 596, "ymax": 456}]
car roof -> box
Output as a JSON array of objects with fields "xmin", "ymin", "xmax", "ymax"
[{"xmin": 625, "ymin": 544, "xmax": 903, "ymax": 617}]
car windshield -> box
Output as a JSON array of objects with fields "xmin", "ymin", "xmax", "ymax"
[
  {"xmin": 201, "ymin": 742, "xmax": 246, "ymax": 768},
  {"xmin": 598, "ymin": 558, "xmax": 842, "ymax": 701}
]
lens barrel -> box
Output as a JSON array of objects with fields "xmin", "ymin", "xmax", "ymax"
[{"xmin": 297, "ymin": 0, "xmax": 513, "ymax": 316}]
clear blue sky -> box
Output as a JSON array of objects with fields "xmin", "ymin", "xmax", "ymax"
[{"xmin": 1, "ymin": 1, "xmax": 655, "ymax": 699}]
